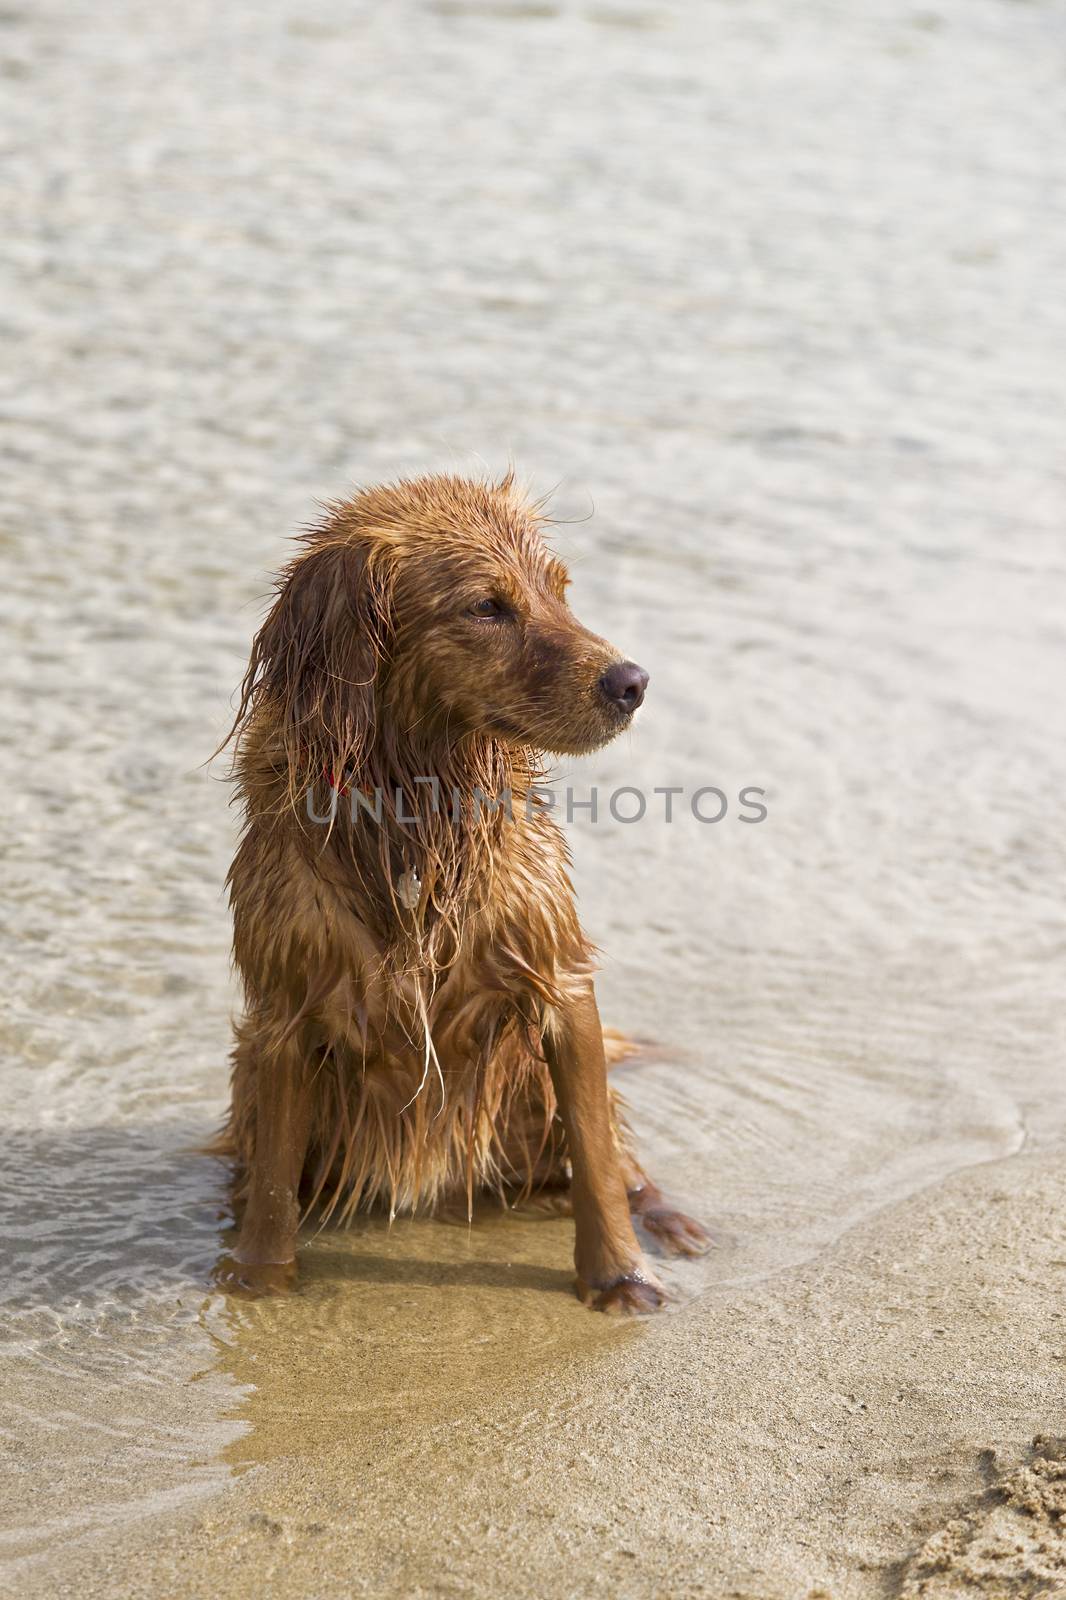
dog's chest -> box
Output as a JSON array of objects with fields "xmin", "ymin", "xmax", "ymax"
[{"xmin": 317, "ymin": 809, "xmax": 584, "ymax": 1085}]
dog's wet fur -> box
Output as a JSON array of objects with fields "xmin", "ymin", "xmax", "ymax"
[{"xmin": 215, "ymin": 472, "xmax": 708, "ymax": 1311}]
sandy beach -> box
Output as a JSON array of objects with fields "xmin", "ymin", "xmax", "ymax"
[
  {"xmin": 12, "ymin": 1153, "xmax": 1066, "ymax": 1598},
  {"xmin": 2, "ymin": 0, "xmax": 1065, "ymax": 1594}
]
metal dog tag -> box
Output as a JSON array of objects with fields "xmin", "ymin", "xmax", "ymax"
[{"xmin": 396, "ymin": 867, "xmax": 421, "ymax": 910}]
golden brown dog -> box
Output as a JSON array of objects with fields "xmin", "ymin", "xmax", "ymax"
[{"xmin": 216, "ymin": 472, "xmax": 707, "ymax": 1312}]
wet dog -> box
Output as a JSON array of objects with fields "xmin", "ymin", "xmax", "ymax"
[{"xmin": 216, "ymin": 472, "xmax": 707, "ymax": 1311}]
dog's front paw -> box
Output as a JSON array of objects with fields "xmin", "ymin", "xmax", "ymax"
[
  {"xmin": 213, "ymin": 1253, "xmax": 298, "ymax": 1298},
  {"xmin": 577, "ymin": 1271, "xmax": 668, "ymax": 1316},
  {"xmin": 638, "ymin": 1205, "xmax": 711, "ymax": 1258}
]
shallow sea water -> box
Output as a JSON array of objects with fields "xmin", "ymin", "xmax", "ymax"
[{"xmin": 1, "ymin": 0, "xmax": 1064, "ymax": 1581}]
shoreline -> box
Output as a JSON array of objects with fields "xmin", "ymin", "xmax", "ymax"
[
  {"xmin": 11, "ymin": 1142, "xmax": 1065, "ymax": 1600},
  {"xmin": 3, "ymin": 0, "xmax": 1063, "ymax": 1592}
]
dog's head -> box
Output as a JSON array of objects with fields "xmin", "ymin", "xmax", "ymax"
[{"xmin": 241, "ymin": 472, "xmax": 648, "ymax": 773}]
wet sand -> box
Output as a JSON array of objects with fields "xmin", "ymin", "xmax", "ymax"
[
  {"xmin": 2, "ymin": 0, "xmax": 1066, "ymax": 1593},
  {"xmin": 17, "ymin": 1153, "xmax": 1066, "ymax": 1598}
]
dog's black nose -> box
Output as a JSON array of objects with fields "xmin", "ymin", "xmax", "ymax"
[{"xmin": 599, "ymin": 660, "xmax": 649, "ymax": 714}]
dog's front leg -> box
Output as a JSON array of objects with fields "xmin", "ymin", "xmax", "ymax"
[
  {"xmin": 544, "ymin": 984, "xmax": 666, "ymax": 1314},
  {"xmin": 217, "ymin": 1039, "xmax": 313, "ymax": 1296}
]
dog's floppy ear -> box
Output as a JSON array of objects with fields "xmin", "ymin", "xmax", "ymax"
[{"xmin": 235, "ymin": 530, "xmax": 390, "ymax": 780}]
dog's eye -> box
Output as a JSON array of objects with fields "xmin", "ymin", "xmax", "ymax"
[{"xmin": 469, "ymin": 598, "xmax": 506, "ymax": 619}]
